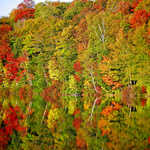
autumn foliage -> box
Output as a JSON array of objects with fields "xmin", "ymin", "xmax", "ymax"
[
  {"xmin": 131, "ymin": 0, "xmax": 143, "ymax": 11},
  {"xmin": 14, "ymin": 8, "xmax": 35, "ymax": 22},
  {"xmin": 74, "ymin": 61, "xmax": 82, "ymax": 73},
  {"xmin": 0, "ymin": 24, "xmax": 12, "ymax": 34},
  {"xmin": 130, "ymin": 10, "xmax": 150, "ymax": 28},
  {"xmin": 0, "ymin": 0, "xmax": 150, "ymax": 149},
  {"xmin": 0, "ymin": 106, "xmax": 26, "ymax": 149}
]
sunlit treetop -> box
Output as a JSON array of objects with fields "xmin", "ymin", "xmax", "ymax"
[
  {"xmin": 17, "ymin": 0, "xmax": 35, "ymax": 9},
  {"xmin": 12, "ymin": 0, "xmax": 35, "ymax": 22}
]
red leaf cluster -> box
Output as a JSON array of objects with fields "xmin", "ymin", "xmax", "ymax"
[
  {"xmin": 0, "ymin": 24, "xmax": 12, "ymax": 34},
  {"xmin": 148, "ymin": 136, "xmax": 150, "ymax": 145},
  {"xmin": 0, "ymin": 41, "xmax": 11, "ymax": 59},
  {"xmin": 74, "ymin": 61, "xmax": 82, "ymax": 73},
  {"xmin": 101, "ymin": 105, "xmax": 113, "ymax": 116},
  {"xmin": 73, "ymin": 117, "xmax": 82, "ymax": 130},
  {"xmin": 131, "ymin": 0, "xmax": 143, "ymax": 12},
  {"xmin": 5, "ymin": 61, "xmax": 19, "ymax": 80},
  {"xmin": 130, "ymin": 10, "xmax": 149, "ymax": 28},
  {"xmin": 0, "ymin": 24, "xmax": 11, "ymax": 42},
  {"xmin": 0, "ymin": 24, "xmax": 26, "ymax": 82},
  {"xmin": 4, "ymin": 106, "xmax": 26, "ymax": 135},
  {"xmin": 4, "ymin": 54, "xmax": 26, "ymax": 81},
  {"xmin": 0, "ymin": 128, "xmax": 10, "ymax": 149},
  {"xmin": 74, "ymin": 74, "xmax": 80, "ymax": 82},
  {"xmin": 93, "ymin": 4, "xmax": 101, "ymax": 10},
  {"xmin": 76, "ymin": 136, "xmax": 87, "ymax": 148},
  {"xmin": 141, "ymin": 86, "xmax": 147, "ymax": 94},
  {"xmin": 0, "ymin": 106, "xmax": 26, "ymax": 149},
  {"xmin": 141, "ymin": 98, "xmax": 147, "ymax": 107},
  {"xmin": 14, "ymin": 8, "xmax": 35, "ymax": 22}
]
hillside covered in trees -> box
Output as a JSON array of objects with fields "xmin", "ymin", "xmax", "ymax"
[{"xmin": 0, "ymin": 0, "xmax": 150, "ymax": 149}]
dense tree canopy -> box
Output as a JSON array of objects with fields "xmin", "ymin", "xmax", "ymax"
[{"xmin": 0, "ymin": 0, "xmax": 150, "ymax": 149}]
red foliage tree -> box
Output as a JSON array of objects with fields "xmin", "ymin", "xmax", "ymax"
[
  {"xmin": 0, "ymin": 22, "xmax": 27, "ymax": 82},
  {"xmin": 131, "ymin": 0, "xmax": 143, "ymax": 12},
  {"xmin": 14, "ymin": 8, "xmax": 35, "ymax": 22},
  {"xmin": 141, "ymin": 86, "xmax": 147, "ymax": 94},
  {"xmin": 73, "ymin": 117, "xmax": 82, "ymax": 130},
  {"xmin": 0, "ymin": 128, "xmax": 10, "ymax": 149},
  {"xmin": 74, "ymin": 61, "xmax": 82, "ymax": 73},
  {"xmin": 0, "ymin": 24, "xmax": 12, "ymax": 34},
  {"xmin": 0, "ymin": 106, "xmax": 26, "ymax": 149},
  {"xmin": 141, "ymin": 98, "xmax": 147, "ymax": 107},
  {"xmin": 4, "ymin": 106, "xmax": 26, "ymax": 135},
  {"xmin": 130, "ymin": 10, "xmax": 149, "ymax": 28},
  {"xmin": 0, "ymin": 41, "xmax": 11, "ymax": 59}
]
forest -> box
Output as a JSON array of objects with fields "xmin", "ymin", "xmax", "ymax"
[{"xmin": 0, "ymin": 0, "xmax": 150, "ymax": 149}]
